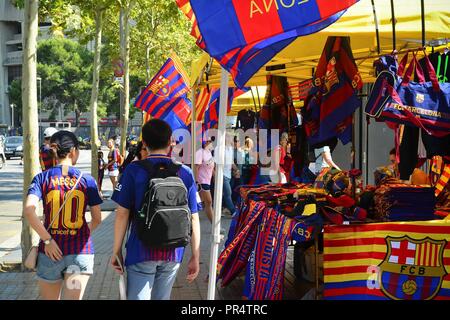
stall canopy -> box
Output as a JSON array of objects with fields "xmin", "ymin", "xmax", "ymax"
[
  {"xmin": 191, "ymin": 0, "xmax": 450, "ymax": 89},
  {"xmin": 181, "ymin": 0, "xmax": 450, "ymax": 301}
]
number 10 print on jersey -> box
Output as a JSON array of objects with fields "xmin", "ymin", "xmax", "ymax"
[{"xmin": 28, "ymin": 166, "xmax": 103, "ymax": 255}]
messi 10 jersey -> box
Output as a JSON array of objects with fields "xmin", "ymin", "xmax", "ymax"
[{"xmin": 28, "ymin": 165, "xmax": 103, "ymax": 255}]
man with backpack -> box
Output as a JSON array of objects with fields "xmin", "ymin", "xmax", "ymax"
[{"xmin": 110, "ymin": 119, "xmax": 201, "ymax": 300}]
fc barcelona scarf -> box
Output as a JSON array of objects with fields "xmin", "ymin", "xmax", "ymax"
[
  {"xmin": 243, "ymin": 207, "xmax": 279, "ymax": 299},
  {"xmin": 217, "ymin": 200, "xmax": 266, "ymax": 286},
  {"xmin": 243, "ymin": 208, "xmax": 296, "ymax": 300},
  {"xmin": 304, "ymin": 37, "xmax": 363, "ymax": 146}
]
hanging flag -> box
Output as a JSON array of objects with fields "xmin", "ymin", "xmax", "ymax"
[
  {"xmin": 143, "ymin": 111, "xmax": 151, "ymax": 125},
  {"xmin": 303, "ymin": 36, "xmax": 363, "ymax": 146},
  {"xmin": 134, "ymin": 53, "xmax": 192, "ymax": 128},
  {"xmin": 177, "ymin": 1, "xmax": 351, "ymax": 88},
  {"xmin": 195, "ymin": 87, "xmax": 248, "ymax": 145},
  {"xmin": 188, "ymin": 0, "xmax": 359, "ymax": 57},
  {"xmin": 176, "ymin": 0, "xmax": 205, "ymax": 49},
  {"xmin": 258, "ymin": 72, "xmax": 299, "ymax": 150},
  {"xmin": 323, "ymin": 221, "xmax": 450, "ymax": 300}
]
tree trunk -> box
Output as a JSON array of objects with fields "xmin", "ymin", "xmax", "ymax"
[
  {"xmin": 75, "ymin": 103, "xmax": 80, "ymax": 128},
  {"xmin": 145, "ymin": 44, "xmax": 150, "ymax": 83},
  {"xmin": 119, "ymin": 2, "xmax": 132, "ymax": 157},
  {"xmin": 90, "ymin": 8, "xmax": 103, "ymax": 182},
  {"xmin": 21, "ymin": 0, "xmax": 40, "ymax": 268}
]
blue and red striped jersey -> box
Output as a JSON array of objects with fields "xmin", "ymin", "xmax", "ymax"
[
  {"xmin": 27, "ymin": 165, "xmax": 103, "ymax": 255},
  {"xmin": 107, "ymin": 148, "xmax": 119, "ymax": 171},
  {"xmin": 39, "ymin": 144, "xmax": 56, "ymax": 171}
]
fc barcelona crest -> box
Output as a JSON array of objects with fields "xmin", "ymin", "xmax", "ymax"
[
  {"xmin": 149, "ymin": 75, "xmax": 170, "ymax": 97},
  {"xmin": 379, "ymin": 236, "xmax": 447, "ymax": 300}
]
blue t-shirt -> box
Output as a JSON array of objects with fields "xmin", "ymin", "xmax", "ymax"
[
  {"xmin": 111, "ymin": 156, "xmax": 199, "ymax": 267},
  {"xmin": 28, "ymin": 165, "xmax": 103, "ymax": 255}
]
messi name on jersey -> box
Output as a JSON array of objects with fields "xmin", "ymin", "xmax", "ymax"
[{"xmin": 50, "ymin": 175, "xmax": 79, "ymax": 188}]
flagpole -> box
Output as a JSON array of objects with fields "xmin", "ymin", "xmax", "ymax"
[
  {"xmin": 207, "ymin": 67, "xmax": 229, "ymax": 300},
  {"xmin": 191, "ymin": 84, "xmax": 197, "ymax": 176}
]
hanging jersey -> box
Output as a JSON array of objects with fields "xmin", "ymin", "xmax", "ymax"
[{"xmin": 27, "ymin": 165, "xmax": 103, "ymax": 255}]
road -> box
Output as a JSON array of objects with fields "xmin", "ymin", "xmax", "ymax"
[{"xmin": 0, "ymin": 149, "xmax": 115, "ymax": 265}]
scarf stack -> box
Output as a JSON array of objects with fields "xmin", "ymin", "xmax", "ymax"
[{"xmin": 374, "ymin": 183, "xmax": 436, "ymax": 221}]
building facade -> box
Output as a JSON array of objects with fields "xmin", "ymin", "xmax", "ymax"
[{"xmin": 0, "ymin": 0, "xmax": 23, "ymax": 127}]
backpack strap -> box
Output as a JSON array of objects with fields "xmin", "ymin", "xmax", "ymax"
[
  {"xmin": 138, "ymin": 159, "xmax": 181, "ymax": 179},
  {"xmin": 166, "ymin": 161, "xmax": 182, "ymax": 176},
  {"xmin": 137, "ymin": 160, "xmax": 157, "ymax": 177}
]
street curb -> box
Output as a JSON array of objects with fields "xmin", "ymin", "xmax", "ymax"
[{"xmin": 0, "ymin": 262, "xmax": 22, "ymax": 273}]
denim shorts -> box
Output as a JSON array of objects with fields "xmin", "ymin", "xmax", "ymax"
[
  {"xmin": 36, "ymin": 253, "xmax": 94, "ymax": 283},
  {"xmin": 197, "ymin": 183, "xmax": 211, "ymax": 191}
]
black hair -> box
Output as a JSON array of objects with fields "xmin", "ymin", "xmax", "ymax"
[
  {"xmin": 389, "ymin": 148, "xmax": 396, "ymax": 156},
  {"xmin": 50, "ymin": 130, "xmax": 79, "ymax": 159},
  {"xmin": 141, "ymin": 119, "xmax": 172, "ymax": 151},
  {"xmin": 135, "ymin": 141, "xmax": 144, "ymax": 160}
]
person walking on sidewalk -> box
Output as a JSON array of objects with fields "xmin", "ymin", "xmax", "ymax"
[
  {"xmin": 98, "ymin": 151, "xmax": 106, "ymax": 198},
  {"xmin": 195, "ymin": 138, "xmax": 215, "ymax": 223},
  {"xmin": 39, "ymin": 127, "xmax": 58, "ymax": 171},
  {"xmin": 110, "ymin": 119, "xmax": 201, "ymax": 300},
  {"xmin": 107, "ymin": 139, "xmax": 120, "ymax": 191},
  {"xmin": 215, "ymin": 133, "xmax": 237, "ymax": 217},
  {"xmin": 24, "ymin": 130, "xmax": 103, "ymax": 300}
]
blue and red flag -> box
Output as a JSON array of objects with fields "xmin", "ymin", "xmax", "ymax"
[
  {"xmin": 188, "ymin": 0, "xmax": 359, "ymax": 57},
  {"xmin": 177, "ymin": 1, "xmax": 356, "ymax": 88},
  {"xmin": 324, "ymin": 221, "xmax": 450, "ymax": 300},
  {"xmin": 135, "ymin": 53, "xmax": 191, "ymax": 131},
  {"xmin": 195, "ymin": 87, "xmax": 248, "ymax": 143}
]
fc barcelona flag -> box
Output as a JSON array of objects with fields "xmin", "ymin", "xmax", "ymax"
[
  {"xmin": 177, "ymin": 1, "xmax": 351, "ymax": 88},
  {"xmin": 188, "ymin": 0, "xmax": 359, "ymax": 57},
  {"xmin": 135, "ymin": 53, "xmax": 191, "ymax": 129},
  {"xmin": 324, "ymin": 220, "xmax": 450, "ymax": 300},
  {"xmin": 196, "ymin": 87, "xmax": 248, "ymax": 129}
]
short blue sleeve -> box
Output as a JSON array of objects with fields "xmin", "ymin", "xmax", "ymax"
[
  {"xmin": 85, "ymin": 175, "xmax": 103, "ymax": 207},
  {"xmin": 112, "ymin": 166, "xmax": 134, "ymax": 209},
  {"xmin": 27, "ymin": 174, "xmax": 43, "ymax": 199}
]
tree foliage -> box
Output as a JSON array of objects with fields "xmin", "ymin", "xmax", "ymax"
[
  {"xmin": 36, "ymin": 38, "xmax": 93, "ymax": 121},
  {"xmin": 13, "ymin": 0, "xmax": 200, "ymax": 121}
]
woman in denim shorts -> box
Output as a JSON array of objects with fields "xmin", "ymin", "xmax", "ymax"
[{"xmin": 24, "ymin": 131, "xmax": 103, "ymax": 300}]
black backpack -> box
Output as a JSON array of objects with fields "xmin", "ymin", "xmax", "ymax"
[{"xmin": 135, "ymin": 160, "xmax": 191, "ymax": 248}]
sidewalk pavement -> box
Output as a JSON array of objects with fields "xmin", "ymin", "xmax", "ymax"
[
  {"xmin": 0, "ymin": 202, "xmax": 241, "ymax": 300},
  {"xmin": 0, "ymin": 182, "xmax": 314, "ymax": 299}
]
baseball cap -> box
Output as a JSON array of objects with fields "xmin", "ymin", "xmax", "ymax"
[
  {"xmin": 50, "ymin": 130, "xmax": 79, "ymax": 152},
  {"xmin": 43, "ymin": 127, "xmax": 58, "ymax": 138}
]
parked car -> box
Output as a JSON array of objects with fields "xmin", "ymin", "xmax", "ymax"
[
  {"xmin": 4, "ymin": 136, "xmax": 23, "ymax": 160},
  {"xmin": 78, "ymin": 136, "xmax": 92, "ymax": 150},
  {"xmin": 0, "ymin": 135, "xmax": 5, "ymax": 169}
]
